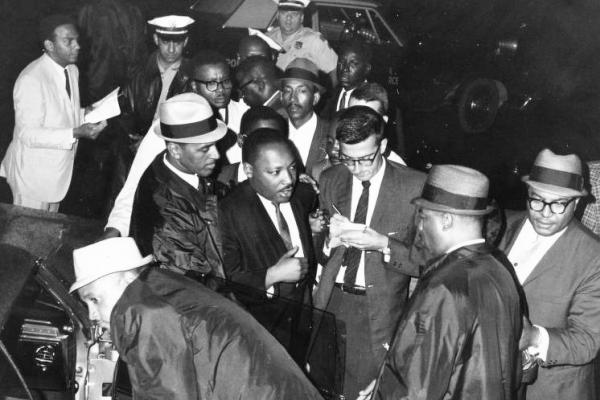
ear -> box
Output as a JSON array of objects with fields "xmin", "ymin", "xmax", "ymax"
[
  {"xmin": 166, "ymin": 142, "xmax": 182, "ymax": 159},
  {"xmin": 378, "ymin": 137, "xmax": 388, "ymax": 155},
  {"xmin": 312, "ymin": 90, "xmax": 321, "ymax": 106},
  {"xmin": 153, "ymin": 34, "xmax": 159, "ymax": 46},
  {"xmin": 43, "ymin": 39, "xmax": 54, "ymax": 53},
  {"xmin": 441, "ymin": 213, "xmax": 453, "ymax": 231},
  {"xmin": 242, "ymin": 162, "xmax": 254, "ymax": 178}
]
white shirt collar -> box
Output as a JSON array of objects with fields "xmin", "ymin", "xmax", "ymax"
[
  {"xmin": 445, "ymin": 238, "xmax": 486, "ymax": 255},
  {"xmin": 163, "ymin": 153, "xmax": 199, "ymax": 189},
  {"xmin": 288, "ymin": 112, "xmax": 318, "ymax": 164},
  {"xmin": 44, "ymin": 53, "xmax": 69, "ymax": 75},
  {"xmin": 157, "ymin": 57, "xmax": 181, "ymax": 74}
]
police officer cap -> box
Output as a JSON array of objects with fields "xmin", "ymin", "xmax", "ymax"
[
  {"xmin": 148, "ymin": 15, "xmax": 194, "ymax": 38},
  {"xmin": 278, "ymin": 0, "xmax": 310, "ymax": 10}
]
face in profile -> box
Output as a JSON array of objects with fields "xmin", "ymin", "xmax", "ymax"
[
  {"xmin": 46, "ymin": 24, "xmax": 80, "ymax": 67},
  {"xmin": 245, "ymin": 142, "xmax": 298, "ymax": 204},
  {"xmin": 169, "ymin": 141, "xmax": 220, "ymax": 177},
  {"xmin": 415, "ymin": 208, "xmax": 446, "ymax": 259},
  {"xmin": 78, "ymin": 274, "xmax": 129, "ymax": 330}
]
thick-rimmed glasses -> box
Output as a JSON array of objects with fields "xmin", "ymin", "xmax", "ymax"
[
  {"xmin": 338, "ymin": 147, "xmax": 380, "ymax": 167},
  {"xmin": 527, "ymin": 197, "xmax": 576, "ymax": 214},
  {"xmin": 193, "ymin": 78, "xmax": 233, "ymax": 92}
]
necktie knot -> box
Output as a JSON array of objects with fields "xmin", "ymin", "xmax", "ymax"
[{"xmin": 362, "ymin": 180, "xmax": 371, "ymax": 189}]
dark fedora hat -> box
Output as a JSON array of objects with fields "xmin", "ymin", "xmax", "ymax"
[
  {"xmin": 412, "ymin": 165, "xmax": 494, "ymax": 215},
  {"xmin": 522, "ymin": 148, "xmax": 587, "ymax": 197},
  {"xmin": 280, "ymin": 57, "xmax": 325, "ymax": 94},
  {"xmin": 153, "ymin": 93, "xmax": 227, "ymax": 144}
]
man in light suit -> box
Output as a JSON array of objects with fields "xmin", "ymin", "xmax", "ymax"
[
  {"xmin": 280, "ymin": 58, "xmax": 329, "ymax": 179},
  {"xmin": 314, "ymin": 105, "xmax": 426, "ymax": 399},
  {"xmin": 0, "ymin": 14, "xmax": 106, "ymax": 211},
  {"xmin": 500, "ymin": 148, "xmax": 600, "ymax": 400}
]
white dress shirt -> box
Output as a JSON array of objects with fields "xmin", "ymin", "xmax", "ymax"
[
  {"xmin": 336, "ymin": 87, "xmax": 355, "ymax": 111},
  {"xmin": 154, "ymin": 59, "xmax": 181, "ymax": 120},
  {"xmin": 257, "ymin": 194, "xmax": 304, "ymax": 258},
  {"xmin": 288, "ymin": 112, "xmax": 318, "ymax": 165},
  {"xmin": 332, "ymin": 160, "xmax": 387, "ymax": 287},
  {"xmin": 507, "ymin": 218, "xmax": 567, "ymax": 362},
  {"xmin": 224, "ymin": 100, "xmax": 250, "ymax": 163}
]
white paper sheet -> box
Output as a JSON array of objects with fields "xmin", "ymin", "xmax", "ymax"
[{"xmin": 84, "ymin": 87, "xmax": 121, "ymax": 123}]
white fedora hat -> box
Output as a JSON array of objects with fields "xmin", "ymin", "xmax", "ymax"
[
  {"xmin": 522, "ymin": 148, "xmax": 587, "ymax": 197},
  {"xmin": 412, "ymin": 164, "xmax": 494, "ymax": 215},
  {"xmin": 153, "ymin": 93, "xmax": 228, "ymax": 144},
  {"xmin": 69, "ymin": 237, "xmax": 154, "ymax": 293}
]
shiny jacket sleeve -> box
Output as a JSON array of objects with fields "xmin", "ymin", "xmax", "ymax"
[
  {"xmin": 377, "ymin": 285, "xmax": 470, "ymax": 399},
  {"xmin": 118, "ymin": 305, "xmax": 199, "ymax": 400}
]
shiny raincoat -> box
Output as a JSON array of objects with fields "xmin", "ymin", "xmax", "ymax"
[
  {"xmin": 110, "ymin": 267, "xmax": 323, "ymax": 399},
  {"xmin": 375, "ymin": 243, "xmax": 522, "ymax": 400}
]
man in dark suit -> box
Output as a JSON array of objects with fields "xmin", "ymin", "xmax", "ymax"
[
  {"xmin": 500, "ymin": 148, "xmax": 600, "ymax": 400},
  {"xmin": 281, "ymin": 58, "xmax": 329, "ymax": 179},
  {"xmin": 219, "ymin": 129, "xmax": 317, "ymax": 303},
  {"xmin": 313, "ymin": 106, "xmax": 426, "ymax": 399},
  {"xmin": 370, "ymin": 165, "xmax": 522, "ymax": 400}
]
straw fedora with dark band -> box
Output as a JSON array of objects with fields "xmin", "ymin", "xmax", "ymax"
[
  {"xmin": 154, "ymin": 93, "xmax": 228, "ymax": 144},
  {"xmin": 280, "ymin": 58, "xmax": 325, "ymax": 93},
  {"xmin": 278, "ymin": 0, "xmax": 310, "ymax": 10},
  {"xmin": 412, "ymin": 165, "xmax": 494, "ymax": 215},
  {"xmin": 522, "ymin": 148, "xmax": 587, "ymax": 197}
]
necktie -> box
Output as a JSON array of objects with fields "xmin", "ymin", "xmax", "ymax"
[
  {"xmin": 337, "ymin": 90, "xmax": 347, "ymax": 111},
  {"xmin": 343, "ymin": 180, "xmax": 371, "ymax": 285},
  {"xmin": 64, "ymin": 68, "xmax": 71, "ymax": 99},
  {"xmin": 273, "ymin": 202, "xmax": 293, "ymax": 250}
]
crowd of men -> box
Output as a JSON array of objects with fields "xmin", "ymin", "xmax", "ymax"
[{"xmin": 2, "ymin": 0, "xmax": 600, "ymax": 399}]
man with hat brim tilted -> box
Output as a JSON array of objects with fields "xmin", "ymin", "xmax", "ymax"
[
  {"xmin": 129, "ymin": 93, "xmax": 230, "ymax": 281},
  {"xmin": 362, "ymin": 164, "xmax": 523, "ymax": 400},
  {"xmin": 70, "ymin": 237, "xmax": 324, "ymax": 399},
  {"xmin": 267, "ymin": 0, "xmax": 338, "ymax": 86},
  {"xmin": 499, "ymin": 148, "xmax": 600, "ymax": 400},
  {"xmin": 119, "ymin": 15, "xmax": 195, "ymax": 151},
  {"xmin": 280, "ymin": 57, "xmax": 329, "ymax": 178}
]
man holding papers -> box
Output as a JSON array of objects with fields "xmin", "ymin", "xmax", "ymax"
[
  {"xmin": 0, "ymin": 14, "xmax": 106, "ymax": 211},
  {"xmin": 313, "ymin": 105, "xmax": 425, "ymax": 399}
]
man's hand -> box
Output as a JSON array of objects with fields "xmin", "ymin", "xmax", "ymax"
[
  {"xmin": 73, "ymin": 120, "xmax": 107, "ymax": 140},
  {"xmin": 356, "ymin": 379, "xmax": 376, "ymax": 400},
  {"xmin": 265, "ymin": 247, "xmax": 308, "ymax": 287},
  {"xmin": 339, "ymin": 227, "xmax": 388, "ymax": 251},
  {"xmin": 519, "ymin": 316, "xmax": 541, "ymax": 351}
]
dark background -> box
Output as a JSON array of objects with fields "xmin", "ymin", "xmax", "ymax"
[{"xmin": 1, "ymin": 0, "xmax": 600, "ymax": 217}]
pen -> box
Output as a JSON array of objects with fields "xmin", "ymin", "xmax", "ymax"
[{"xmin": 331, "ymin": 203, "xmax": 342, "ymax": 215}]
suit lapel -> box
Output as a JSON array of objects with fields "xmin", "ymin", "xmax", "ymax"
[
  {"xmin": 370, "ymin": 162, "xmax": 396, "ymax": 230},
  {"xmin": 305, "ymin": 116, "xmax": 328, "ymax": 175}
]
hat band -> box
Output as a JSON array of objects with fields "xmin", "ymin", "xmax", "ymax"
[
  {"xmin": 283, "ymin": 68, "xmax": 319, "ymax": 85},
  {"xmin": 160, "ymin": 116, "xmax": 217, "ymax": 140},
  {"xmin": 421, "ymin": 184, "xmax": 487, "ymax": 210},
  {"xmin": 529, "ymin": 165, "xmax": 583, "ymax": 191}
]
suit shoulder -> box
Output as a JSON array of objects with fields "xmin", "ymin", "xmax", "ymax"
[
  {"xmin": 319, "ymin": 164, "xmax": 348, "ymax": 184},
  {"xmin": 219, "ymin": 182, "xmax": 251, "ymax": 211}
]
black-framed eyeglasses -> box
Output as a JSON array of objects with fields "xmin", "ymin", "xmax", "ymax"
[
  {"xmin": 527, "ymin": 197, "xmax": 576, "ymax": 214},
  {"xmin": 192, "ymin": 78, "xmax": 233, "ymax": 92},
  {"xmin": 338, "ymin": 147, "xmax": 380, "ymax": 167}
]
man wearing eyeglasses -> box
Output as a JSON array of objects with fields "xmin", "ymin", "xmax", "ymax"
[
  {"xmin": 189, "ymin": 50, "xmax": 249, "ymax": 164},
  {"xmin": 313, "ymin": 105, "xmax": 426, "ymax": 399},
  {"xmin": 500, "ymin": 148, "xmax": 600, "ymax": 400}
]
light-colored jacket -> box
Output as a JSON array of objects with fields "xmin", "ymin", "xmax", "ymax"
[{"xmin": 0, "ymin": 53, "xmax": 82, "ymax": 202}]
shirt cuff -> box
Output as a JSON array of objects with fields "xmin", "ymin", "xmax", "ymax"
[{"xmin": 527, "ymin": 325, "xmax": 549, "ymax": 361}]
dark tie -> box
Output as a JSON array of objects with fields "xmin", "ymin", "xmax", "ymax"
[
  {"xmin": 337, "ymin": 90, "xmax": 347, "ymax": 111},
  {"xmin": 343, "ymin": 180, "xmax": 371, "ymax": 285},
  {"xmin": 273, "ymin": 202, "xmax": 293, "ymax": 250},
  {"xmin": 64, "ymin": 69, "xmax": 71, "ymax": 99}
]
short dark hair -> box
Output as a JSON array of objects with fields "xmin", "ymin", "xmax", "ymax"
[
  {"xmin": 338, "ymin": 40, "xmax": 373, "ymax": 64},
  {"xmin": 235, "ymin": 55, "xmax": 278, "ymax": 85},
  {"xmin": 39, "ymin": 14, "xmax": 76, "ymax": 43},
  {"xmin": 240, "ymin": 106, "xmax": 288, "ymax": 137},
  {"xmin": 242, "ymin": 128, "xmax": 295, "ymax": 164},
  {"xmin": 191, "ymin": 50, "xmax": 229, "ymax": 73},
  {"xmin": 351, "ymin": 82, "xmax": 389, "ymax": 114},
  {"xmin": 237, "ymin": 35, "xmax": 272, "ymax": 60},
  {"xmin": 336, "ymin": 105, "xmax": 384, "ymax": 144}
]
